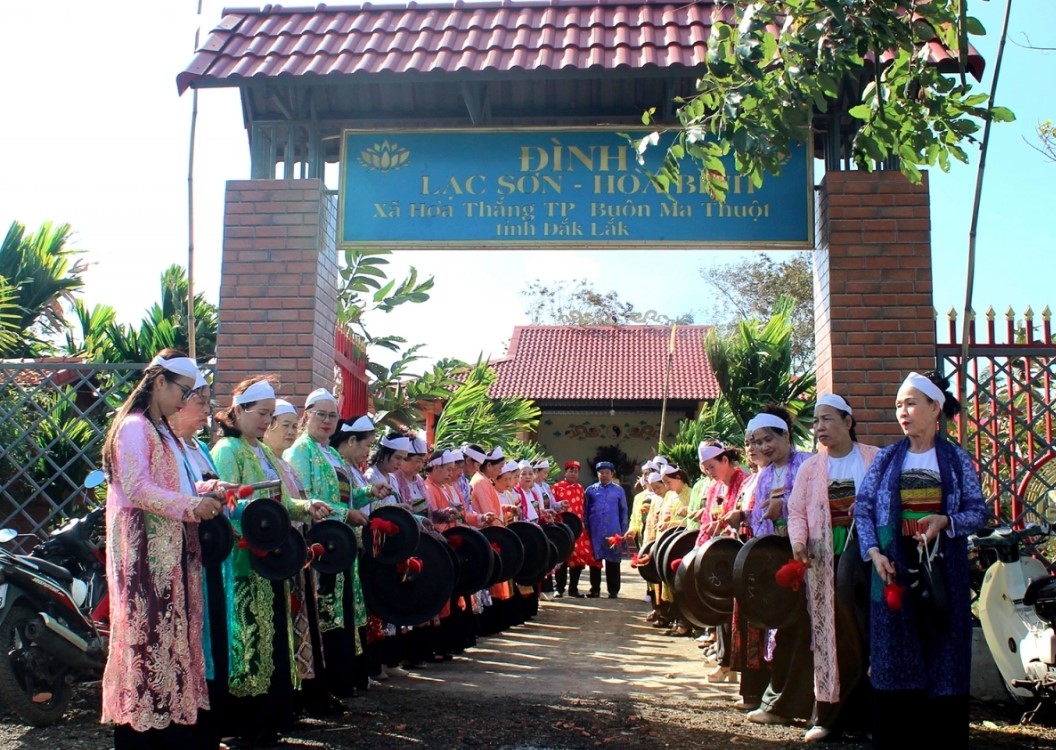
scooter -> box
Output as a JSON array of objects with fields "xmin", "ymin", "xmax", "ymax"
[
  {"xmin": 0, "ymin": 470, "xmax": 109, "ymax": 726},
  {"xmin": 974, "ymin": 523, "xmax": 1056, "ymax": 719}
]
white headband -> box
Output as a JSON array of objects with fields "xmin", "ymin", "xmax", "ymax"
[
  {"xmin": 488, "ymin": 446, "xmax": 505, "ymax": 462},
  {"xmin": 518, "ymin": 460, "xmax": 534, "ymax": 470},
  {"xmin": 746, "ymin": 413, "xmax": 789, "ymax": 434},
  {"xmin": 233, "ymin": 380, "xmax": 275, "ymax": 406},
  {"xmin": 534, "ymin": 459, "xmax": 550, "ymax": 470},
  {"xmin": 901, "ymin": 372, "xmax": 945, "ymax": 407},
  {"xmin": 410, "ymin": 437, "xmax": 428, "ymax": 455},
  {"xmin": 653, "ymin": 455, "xmax": 670, "ymax": 466},
  {"xmin": 150, "ymin": 355, "xmax": 199, "ymax": 381},
  {"xmin": 463, "ymin": 447, "xmax": 487, "ymax": 464},
  {"xmin": 443, "ymin": 449, "xmax": 464, "ymax": 465},
  {"xmin": 427, "ymin": 455, "xmax": 444, "ymax": 467},
  {"xmin": 501, "ymin": 460, "xmax": 519, "ymax": 475},
  {"xmin": 642, "ymin": 460, "xmax": 657, "ymax": 472},
  {"xmin": 305, "ymin": 388, "xmax": 336, "ymax": 409},
  {"xmin": 346, "ymin": 415, "xmax": 375, "ymax": 432},
  {"xmin": 816, "ymin": 393, "xmax": 853, "ymax": 414},
  {"xmin": 647, "ymin": 471, "xmax": 662, "ymax": 484},
  {"xmin": 659, "ymin": 464, "xmax": 680, "ymax": 477},
  {"xmin": 698, "ymin": 442, "xmax": 725, "ymax": 463},
  {"xmin": 273, "ymin": 399, "xmax": 297, "ymax": 418},
  {"xmin": 193, "ymin": 371, "xmax": 208, "ymax": 390},
  {"xmin": 380, "ymin": 435, "xmax": 413, "ymax": 452}
]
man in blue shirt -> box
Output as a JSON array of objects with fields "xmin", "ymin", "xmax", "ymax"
[{"xmin": 584, "ymin": 461, "xmax": 628, "ymax": 598}]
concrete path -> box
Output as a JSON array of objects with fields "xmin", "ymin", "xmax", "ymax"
[{"xmin": 394, "ymin": 561, "xmax": 739, "ymax": 701}]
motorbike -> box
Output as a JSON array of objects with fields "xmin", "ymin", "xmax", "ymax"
[
  {"xmin": 0, "ymin": 469, "xmax": 108, "ymax": 726},
  {"xmin": 974, "ymin": 522, "xmax": 1056, "ymax": 720}
]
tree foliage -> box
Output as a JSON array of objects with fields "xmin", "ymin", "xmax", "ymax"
[
  {"xmin": 640, "ymin": 1, "xmax": 1008, "ymax": 201},
  {"xmin": 337, "ymin": 248, "xmax": 457, "ymax": 428},
  {"xmin": 433, "ymin": 360, "xmax": 540, "ymax": 450},
  {"xmin": 699, "ymin": 252, "xmax": 814, "ymax": 369},
  {"xmin": 0, "ymin": 220, "xmax": 86, "ymax": 357},
  {"xmin": 1034, "ymin": 119, "xmax": 1056, "ymax": 163},
  {"xmin": 706, "ymin": 296, "xmax": 816, "ymax": 442},
  {"xmin": 661, "ymin": 297, "xmax": 816, "ymax": 474},
  {"xmin": 521, "ymin": 278, "xmax": 693, "ymax": 325},
  {"xmin": 64, "ymin": 265, "xmax": 218, "ymax": 364}
]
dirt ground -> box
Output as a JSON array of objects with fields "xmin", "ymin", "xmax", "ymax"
[{"xmin": 3, "ymin": 562, "xmax": 1056, "ymax": 749}]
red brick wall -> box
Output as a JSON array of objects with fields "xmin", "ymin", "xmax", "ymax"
[
  {"xmin": 214, "ymin": 179, "xmax": 338, "ymax": 406},
  {"xmin": 814, "ymin": 171, "xmax": 935, "ymax": 446}
]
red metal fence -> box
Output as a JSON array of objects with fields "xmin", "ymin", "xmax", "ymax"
[
  {"xmin": 335, "ymin": 326, "xmax": 369, "ymax": 418},
  {"xmin": 936, "ymin": 306, "xmax": 1056, "ymax": 527}
]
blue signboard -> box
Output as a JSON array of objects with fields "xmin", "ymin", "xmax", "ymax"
[{"xmin": 339, "ymin": 129, "xmax": 812, "ymax": 249}]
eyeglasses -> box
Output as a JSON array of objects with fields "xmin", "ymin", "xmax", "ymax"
[
  {"xmin": 308, "ymin": 409, "xmax": 339, "ymax": 421},
  {"xmin": 172, "ymin": 381, "xmax": 195, "ymax": 401}
]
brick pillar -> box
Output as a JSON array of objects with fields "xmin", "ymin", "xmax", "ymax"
[
  {"xmin": 214, "ymin": 179, "xmax": 338, "ymax": 404},
  {"xmin": 813, "ymin": 171, "xmax": 935, "ymax": 445}
]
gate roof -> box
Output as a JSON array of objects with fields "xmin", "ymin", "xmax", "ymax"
[
  {"xmin": 178, "ymin": 0, "xmax": 983, "ymax": 94},
  {"xmin": 177, "ymin": 0, "xmax": 714, "ymax": 94}
]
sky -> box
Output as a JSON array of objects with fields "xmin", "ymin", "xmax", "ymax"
[{"xmin": 1, "ymin": 0, "xmax": 1054, "ymax": 369}]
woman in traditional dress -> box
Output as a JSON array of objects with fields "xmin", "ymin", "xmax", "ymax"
[
  {"xmin": 513, "ymin": 460, "xmax": 541, "ymax": 523},
  {"xmin": 853, "ymin": 372, "xmax": 987, "ymax": 749},
  {"xmin": 365, "ymin": 433, "xmax": 412, "ymax": 506},
  {"xmin": 643, "ymin": 464, "xmax": 692, "ymax": 635},
  {"xmin": 694, "ymin": 440, "xmax": 751, "ymax": 682},
  {"xmin": 470, "ymin": 449, "xmax": 515, "ymax": 633},
  {"xmin": 394, "ymin": 437, "xmax": 429, "ymax": 516},
  {"xmin": 723, "ymin": 434, "xmax": 772, "ymax": 712},
  {"xmin": 786, "ymin": 393, "xmax": 880, "ymax": 742},
  {"xmin": 167, "ymin": 371, "xmax": 233, "ymax": 747},
  {"xmin": 210, "ymin": 377, "xmax": 328, "ymax": 745},
  {"xmin": 262, "ymin": 398, "xmax": 341, "ymax": 714},
  {"xmin": 551, "ymin": 460, "xmax": 598, "ymax": 598},
  {"xmin": 101, "ymin": 351, "xmax": 224, "ymax": 749},
  {"xmin": 743, "ymin": 407, "xmax": 815, "ymax": 727},
  {"xmin": 285, "ymin": 401, "xmax": 384, "ymax": 695}
]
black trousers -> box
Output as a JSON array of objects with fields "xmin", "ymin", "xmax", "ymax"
[{"xmin": 588, "ymin": 561, "xmax": 621, "ymax": 594}]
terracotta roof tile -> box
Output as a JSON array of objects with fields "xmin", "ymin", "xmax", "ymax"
[
  {"xmin": 178, "ymin": 1, "xmax": 984, "ymax": 93},
  {"xmin": 177, "ymin": 0, "xmax": 716, "ymax": 93},
  {"xmin": 488, "ymin": 325, "xmax": 719, "ymax": 402}
]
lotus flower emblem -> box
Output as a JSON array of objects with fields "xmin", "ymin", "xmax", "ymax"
[{"xmin": 358, "ymin": 140, "xmax": 410, "ymax": 172}]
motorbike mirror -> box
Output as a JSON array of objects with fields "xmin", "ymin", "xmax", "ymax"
[
  {"xmin": 84, "ymin": 469, "xmax": 106, "ymax": 489},
  {"xmin": 0, "ymin": 529, "xmax": 16, "ymax": 544}
]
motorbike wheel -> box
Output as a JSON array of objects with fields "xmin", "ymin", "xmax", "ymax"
[{"xmin": 0, "ymin": 605, "xmax": 72, "ymax": 727}]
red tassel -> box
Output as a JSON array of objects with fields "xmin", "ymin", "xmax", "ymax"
[
  {"xmin": 447, "ymin": 535, "xmax": 463, "ymax": 549},
  {"xmin": 669, "ymin": 556, "xmax": 684, "ymax": 573},
  {"xmin": 236, "ymin": 538, "xmax": 267, "ymax": 557},
  {"xmin": 491, "ymin": 542, "xmax": 503, "ymax": 555},
  {"xmin": 606, "ymin": 533, "xmax": 623, "ymax": 549},
  {"xmin": 226, "ymin": 489, "xmax": 236, "ymax": 508},
  {"xmin": 310, "ymin": 542, "xmax": 325, "ymax": 558},
  {"xmin": 630, "ymin": 553, "xmax": 639, "ymax": 568},
  {"xmin": 775, "ymin": 559, "xmax": 807, "ymax": 591},
  {"xmin": 237, "ymin": 485, "xmax": 254, "ymax": 498},
  {"xmin": 370, "ymin": 518, "xmax": 400, "ymax": 535},
  {"xmin": 396, "ymin": 556, "xmax": 423, "ymax": 582},
  {"xmin": 884, "ymin": 582, "xmax": 905, "ymax": 610}
]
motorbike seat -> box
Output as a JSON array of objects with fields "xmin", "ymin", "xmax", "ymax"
[{"xmin": 17, "ymin": 555, "xmax": 73, "ymax": 583}]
